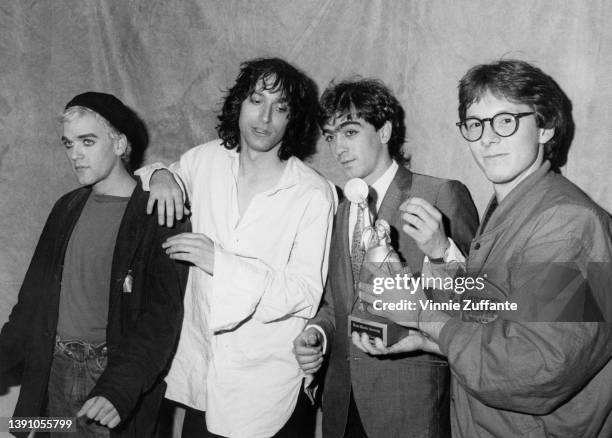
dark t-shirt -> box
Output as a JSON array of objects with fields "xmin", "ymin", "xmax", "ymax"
[{"xmin": 56, "ymin": 193, "xmax": 129, "ymax": 343}]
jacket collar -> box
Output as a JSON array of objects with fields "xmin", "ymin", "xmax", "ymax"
[
  {"xmin": 378, "ymin": 165, "xmax": 412, "ymax": 222},
  {"xmin": 477, "ymin": 161, "xmax": 552, "ymax": 237},
  {"xmin": 110, "ymin": 182, "xmax": 148, "ymax": 285},
  {"xmin": 57, "ymin": 187, "xmax": 92, "ymax": 262}
]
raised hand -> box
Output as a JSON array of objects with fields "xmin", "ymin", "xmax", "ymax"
[{"xmin": 400, "ymin": 197, "xmax": 448, "ymax": 259}]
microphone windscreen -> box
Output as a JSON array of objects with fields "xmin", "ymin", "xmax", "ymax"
[{"xmin": 344, "ymin": 178, "xmax": 368, "ymax": 204}]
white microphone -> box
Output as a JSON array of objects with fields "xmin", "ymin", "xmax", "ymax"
[
  {"xmin": 344, "ymin": 178, "xmax": 373, "ymax": 227},
  {"xmin": 344, "ymin": 178, "xmax": 368, "ymax": 205}
]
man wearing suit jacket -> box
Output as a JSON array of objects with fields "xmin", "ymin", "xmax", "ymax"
[{"xmin": 293, "ymin": 79, "xmax": 479, "ymax": 438}]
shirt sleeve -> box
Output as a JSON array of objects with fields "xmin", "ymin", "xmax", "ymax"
[
  {"xmin": 306, "ymin": 277, "xmax": 336, "ymax": 348},
  {"xmin": 439, "ymin": 319, "xmax": 612, "ymax": 415},
  {"xmin": 304, "ymin": 324, "xmax": 328, "ymax": 355},
  {"xmin": 209, "ymin": 188, "xmax": 334, "ymax": 331},
  {"xmin": 134, "ymin": 162, "xmax": 170, "ymax": 191},
  {"xmin": 134, "ymin": 144, "xmax": 207, "ymax": 197},
  {"xmin": 0, "ymin": 198, "xmax": 65, "ymax": 374},
  {"xmin": 424, "ymin": 237, "xmax": 466, "ymax": 265}
]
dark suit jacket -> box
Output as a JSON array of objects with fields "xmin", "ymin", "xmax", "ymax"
[
  {"xmin": 310, "ymin": 167, "xmax": 479, "ymax": 438},
  {"xmin": 0, "ymin": 183, "xmax": 189, "ymax": 437}
]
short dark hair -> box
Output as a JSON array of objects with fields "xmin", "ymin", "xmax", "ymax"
[
  {"xmin": 318, "ymin": 79, "xmax": 407, "ymax": 165},
  {"xmin": 216, "ymin": 57, "xmax": 319, "ymax": 161},
  {"xmin": 458, "ymin": 59, "xmax": 574, "ymax": 170}
]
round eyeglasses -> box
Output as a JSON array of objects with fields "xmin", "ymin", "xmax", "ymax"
[{"xmin": 456, "ymin": 112, "xmax": 535, "ymax": 142}]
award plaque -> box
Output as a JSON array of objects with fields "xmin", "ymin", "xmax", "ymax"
[
  {"xmin": 344, "ymin": 178, "xmax": 413, "ymax": 347},
  {"xmin": 348, "ymin": 314, "xmax": 411, "ymax": 347},
  {"xmin": 348, "ymin": 218, "xmax": 414, "ymax": 347}
]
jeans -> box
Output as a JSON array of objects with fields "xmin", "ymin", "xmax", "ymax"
[{"xmin": 46, "ymin": 337, "xmax": 110, "ymax": 438}]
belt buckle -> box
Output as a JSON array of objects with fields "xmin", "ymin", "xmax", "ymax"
[
  {"xmin": 61, "ymin": 340, "xmax": 88, "ymax": 361},
  {"xmin": 56, "ymin": 337, "xmax": 107, "ymax": 362}
]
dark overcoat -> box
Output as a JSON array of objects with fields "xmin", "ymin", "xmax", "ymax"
[{"xmin": 0, "ymin": 183, "xmax": 189, "ymax": 437}]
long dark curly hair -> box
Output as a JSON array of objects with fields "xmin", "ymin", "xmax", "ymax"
[{"xmin": 216, "ymin": 58, "xmax": 319, "ymax": 161}]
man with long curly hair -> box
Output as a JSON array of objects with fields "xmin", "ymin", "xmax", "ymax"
[{"xmin": 136, "ymin": 58, "xmax": 335, "ymax": 438}]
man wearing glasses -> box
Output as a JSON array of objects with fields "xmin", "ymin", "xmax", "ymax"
[{"xmin": 359, "ymin": 60, "xmax": 612, "ymax": 437}]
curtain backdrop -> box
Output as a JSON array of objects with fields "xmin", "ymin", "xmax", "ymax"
[{"xmin": 1, "ymin": 0, "xmax": 611, "ymax": 420}]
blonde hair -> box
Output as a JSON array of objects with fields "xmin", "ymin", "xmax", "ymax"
[{"xmin": 60, "ymin": 106, "xmax": 131, "ymax": 163}]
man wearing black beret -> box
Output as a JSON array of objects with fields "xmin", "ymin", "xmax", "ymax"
[{"xmin": 0, "ymin": 92, "xmax": 189, "ymax": 437}]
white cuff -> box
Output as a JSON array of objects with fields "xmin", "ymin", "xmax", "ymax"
[
  {"xmin": 134, "ymin": 163, "xmax": 188, "ymax": 201},
  {"xmin": 304, "ymin": 324, "xmax": 328, "ymax": 355},
  {"xmin": 443, "ymin": 237, "xmax": 465, "ymax": 263},
  {"xmin": 424, "ymin": 237, "xmax": 466, "ymax": 264},
  {"xmin": 134, "ymin": 162, "xmax": 168, "ymax": 191}
]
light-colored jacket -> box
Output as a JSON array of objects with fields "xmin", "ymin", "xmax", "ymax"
[{"xmin": 438, "ymin": 161, "xmax": 612, "ymax": 437}]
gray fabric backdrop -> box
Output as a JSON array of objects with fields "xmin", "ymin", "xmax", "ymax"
[{"xmin": 1, "ymin": 0, "xmax": 611, "ymax": 425}]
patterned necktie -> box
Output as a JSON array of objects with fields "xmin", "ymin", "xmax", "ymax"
[{"xmin": 351, "ymin": 203, "xmax": 367, "ymax": 289}]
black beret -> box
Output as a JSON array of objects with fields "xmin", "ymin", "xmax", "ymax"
[{"xmin": 65, "ymin": 91, "xmax": 147, "ymax": 156}]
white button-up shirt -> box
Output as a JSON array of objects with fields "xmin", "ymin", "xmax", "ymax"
[{"xmin": 136, "ymin": 140, "xmax": 334, "ymax": 437}]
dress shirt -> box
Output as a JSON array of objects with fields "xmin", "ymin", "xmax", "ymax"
[{"xmin": 136, "ymin": 140, "xmax": 334, "ymax": 438}]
